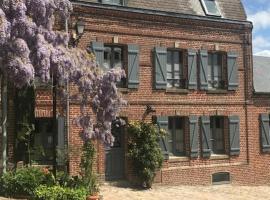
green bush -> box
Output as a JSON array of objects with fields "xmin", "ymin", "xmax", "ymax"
[
  {"xmin": 127, "ymin": 121, "xmax": 164, "ymax": 188},
  {"xmin": 56, "ymin": 171, "xmax": 85, "ymax": 189},
  {"xmin": 34, "ymin": 185, "xmax": 87, "ymax": 200},
  {"xmin": 0, "ymin": 167, "xmax": 55, "ymax": 197}
]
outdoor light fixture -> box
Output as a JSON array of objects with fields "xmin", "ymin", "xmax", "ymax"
[
  {"xmin": 76, "ymin": 20, "xmax": 85, "ymax": 35},
  {"xmin": 69, "ymin": 19, "xmax": 85, "ymax": 47}
]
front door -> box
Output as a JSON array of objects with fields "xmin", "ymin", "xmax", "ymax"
[{"xmin": 105, "ymin": 122, "xmax": 125, "ymax": 181}]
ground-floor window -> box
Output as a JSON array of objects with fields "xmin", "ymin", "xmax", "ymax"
[
  {"xmin": 210, "ymin": 116, "xmax": 225, "ymax": 154},
  {"xmin": 167, "ymin": 116, "xmax": 186, "ymax": 156}
]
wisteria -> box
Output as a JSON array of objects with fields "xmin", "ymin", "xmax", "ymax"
[{"xmin": 0, "ymin": 0, "xmax": 126, "ymax": 146}]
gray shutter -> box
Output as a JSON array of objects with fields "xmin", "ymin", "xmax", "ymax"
[
  {"xmin": 128, "ymin": 44, "xmax": 140, "ymax": 89},
  {"xmin": 260, "ymin": 114, "xmax": 270, "ymax": 153},
  {"xmin": 156, "ymin": 116, "xmax": 169, "ymax": 160},
  {"xmin": 227, "ymin": 52, "xmax": 239, "ymax": 91},
  {"xmin": 188, "ymin": 49, "xmax": 197, "ymax": 90},
  {"xmin": 229, "ymin": 116, "xmax": 240, "ymax": 156},
  {"xmin": 57, "ymin": 116, "xmax": 65, "ymax": 165},
  {"xmin": 199, "ymin": 50, "xmax": 208, "ymax": 90},
  {"xmin": 201, "ymin": 116, "xmax": 211, "ymax": 157},
  {"xmin": 91, "ymin": 41, "xmax": 104, "ymax": 68},
  {"xmin": 154, "ymin": 47, "xmax": 167, "ymax": 89},
  {"xmin": 189, "ymin": 116, "xmax": 199, "ymax": 158}
]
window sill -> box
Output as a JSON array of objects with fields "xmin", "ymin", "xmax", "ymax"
[
  {"xmin": 166, "ymin": 88, "xmax": 188, "ymax": 94},
  {"xmin": 210, "ymin": 154, "xmax": 229, "ymax": 160},
  {"xmin": 118, "ymin": 88, "xmax": 129, "ymax": 93},
  {"xmin": 168, "ymin": 156, "xmax": 189, "ymax": 162},
  {"xmin": 206, "ymin": 89, "xmax": 228, "ymax": 94}
]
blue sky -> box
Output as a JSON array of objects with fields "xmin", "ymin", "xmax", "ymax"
[{"xmin": 242, "ymin": 0, "xmax": 270, "ymax": 56}]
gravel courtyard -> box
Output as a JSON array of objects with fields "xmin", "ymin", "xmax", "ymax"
[{"xmin": 101, "ymin": 183, "xmax": 270, "ymax": 200}]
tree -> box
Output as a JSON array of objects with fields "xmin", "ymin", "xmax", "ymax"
[{"xmin": 0, "ymin": 0, "xmax": 125, "ymax": 172}]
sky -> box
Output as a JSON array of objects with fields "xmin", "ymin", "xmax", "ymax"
[{"xmin": 242, "ymin": 0, "xmax": 270, "ymax": 56}]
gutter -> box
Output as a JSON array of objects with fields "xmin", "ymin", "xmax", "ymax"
[{"xmin": 71, "ymin": 0, "xmax": 253, "ymax": 27}]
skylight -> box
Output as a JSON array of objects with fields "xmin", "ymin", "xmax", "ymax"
[{"xmin": 200, "ymin": 0, "xmax": 221, "ymax": 16}]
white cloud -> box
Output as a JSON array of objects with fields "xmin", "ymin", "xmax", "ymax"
[
  {"xmin": 248, "ymin": 10, "xmax": 270, "ymax": 31},
  {"xmin": 254, "ymin": 50, "xmax": 270, "ymax": 57},
  {"xmin": 253, "ymin": 36, "xmax": 270, "ymax": 53}
]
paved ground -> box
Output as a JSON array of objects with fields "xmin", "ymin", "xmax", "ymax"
[{"xmin": 100, "ymin": 183, "xmax": 270, "ymax": 200}]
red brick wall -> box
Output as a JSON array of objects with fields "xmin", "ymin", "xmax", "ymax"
[
  {"xmin": 66, "ymin": 5, "xmax": 255, "ymax": 185},
  {"xmin": 6, "ymin": 4, "xmax": 270, "ymax": 186}
]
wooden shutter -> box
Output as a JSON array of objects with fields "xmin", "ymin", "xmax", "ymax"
[
  {"xmin": 91, "ymin": 41, "xmax": 104, "ymax": 68},
  {"xmin": 156, "ymin": 116, "xmax": 169, "ymax": 160},
  {"xmin": 199, "ymin": 50, "xmax": 208, "ymax": 90},
  {"xmin": 260, "ymin": 114, "xmax": 270, "ymax": 153},
  {"xmin": 188, "ymin": 49, "xmax": 197, "ymax": 90},
  {"xmin": 57, "ymin": 116, "xmax": 65, "ymax": 165},
  {"xmin": 201, "ymin": 116, "xmax": 211, "ymax": 157},
  {"xmin": 128, "ymin": 44, "xmax": 140, "ymax": 89},
  {"xmin": 229, "ymin": 116, "xmax": 240, "ymax": 156},
  {"xmin": 189, "ymin": 116, "xmax": 199, "ymax": 158},
  {"xmin": 154, "ymin": 47, "xmax": 167, "ymax": 89},
  {"xmin": 227, "ymin": 52, "xmax": 239, "ymax": 91}
]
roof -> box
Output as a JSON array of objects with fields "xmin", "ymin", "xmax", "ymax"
[
  {"xmin": 76, "ymin": 0, "xmax": 247, "ymax": 21},
  {"xmin": 253, "ymin": 56, "xmax": 270, "ymax": 93}
]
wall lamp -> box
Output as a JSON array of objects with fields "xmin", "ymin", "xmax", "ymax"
[{"xmin": 70, "ymin": 19, "xmax": 85, "ymax": 47}]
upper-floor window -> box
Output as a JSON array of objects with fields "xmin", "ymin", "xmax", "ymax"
[
  {"xmin": 166, "ymin": 50, "xmax": 184, "ymax": 89},
  {"xmin": 104, "ymin": 45, "xmax": 123, "ymax": 70},
  {"xmin": 99, "ymin": 0, "xmax": 124, "ymax": 5},
  {"xmin": 200, "ymin": 0, "xmax": 221, "ymax": 16},
  {"xmin": 207, "ymin": 52, "xmax": 224, "ymax": 90}
]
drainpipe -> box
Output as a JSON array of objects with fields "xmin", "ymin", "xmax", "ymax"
[
  {"xmin": 1, "ymin": 73, "xmax": 7, "ymax": 173},
  {"xmin": 243, "ymin": 24, "xmax": 252, "ymax": 165},
  {"xmin": 65, "ymin": 19, "xmax": 70, "ymax": 173}
]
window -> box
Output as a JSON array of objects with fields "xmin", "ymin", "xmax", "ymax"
[
  {"xmin": 32, "ymin": 118, "xmax": 54, "ymax": 165},
  {"xmin": 104, "ymin": 45, "xmax": 126, "ymax": 87},
  {"xmin": 104, "ymin": 45, "xmax": 123, "ymax": 70},
  {"xmin": 99, "ymin": 0, "xmax": 124, "ymax": 5},
  {"xmin": 210, "ymin": 116, "xmax": 225, "ymax": 154},
  {"xmin": 167, "ymin": 50, "xmax": 185, "ymax": 88},
  {"xmin": 208, "ymin": 52, "xmax": 224, "ymax": 89},
  {"xmin": 200, "ymin": 0, "xmax": 221, "ymax": 16},
  {"xmin": 167, "ymin": 117, "xmax": 185, "ymax": 156}
]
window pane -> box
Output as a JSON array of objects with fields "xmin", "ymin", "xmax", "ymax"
[
  {"xmin": 203, "ymin": 0, "xmax": 220, "ymax": 15},
  {"xmin": 113, "ymin": 47, "xmax": 122, "ymax": 69},
  {"xmin": 104, "ymin": 47, "xmax": 111, "ymax": 70},
  {"xmin": 175, "ymin": 129, "xmax": 184, "ymax": 154}
]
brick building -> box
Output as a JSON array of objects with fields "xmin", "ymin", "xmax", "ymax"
[{"xmin": 2, "ymin": 0, "xmax": 270, "ymax": 185}]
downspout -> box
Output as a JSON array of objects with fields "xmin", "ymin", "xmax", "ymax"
[
  {"xmin": 243, "ymin": 24, "xmax": 252, "ymax": 165},
  {"xmin": 65, "ymin": 19, "xmax": 70, "ymax": 173}
]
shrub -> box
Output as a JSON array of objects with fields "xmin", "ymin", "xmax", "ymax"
[
  {"xmin": 34, "ymin": 185, "xmax": 87, "ymax": 200},
  {"xmin": 0, "ymin": 167, "xmax": 55, "ymax": 197},
  {"xmin": 56, "ymin": 171, "xmax": 85, "ymax": 189},
  {"xmin": 127, "ymin": 122, "xmax": 164, "ymax": 188}
]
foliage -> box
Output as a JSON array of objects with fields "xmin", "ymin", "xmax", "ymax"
[
  {"xmin": 80, "ymin": 140, "xmax": 99, "ymax": 195},
  {"xmin": 0, "ymin": 167, "xmax": 55, "ymax": 197},
  {"xmin": 56, "ymin": 171, "xmax": 85, "ymax": 189},
  {"xmin": 127, "ymin": 122, "xmax": 164, "ymax": 188},
  {"xmin": 34, "ymin": 185, "xmax": 87, "ymax": 200},
  {"xmin": 0, "ymin": 0, "xmax": 126, "ymax": 146}
]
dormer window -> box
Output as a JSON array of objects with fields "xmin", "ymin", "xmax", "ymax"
[
  {"xmin": 99, "ymin": 0, "xmax": 124, "ymax": 6},
  {"xmin": 200, "ymin": 0, "xmax": 221, "ymax": 16}
]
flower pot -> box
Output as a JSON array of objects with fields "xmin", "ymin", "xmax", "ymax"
[{"xmin": 86, "ymin": 195, "xmax": 99, "ymax": 200}]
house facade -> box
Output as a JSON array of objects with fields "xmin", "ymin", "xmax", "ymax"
[{"xmin": 2, "ymin": 0, "xmax": 270, "ymax": 186}]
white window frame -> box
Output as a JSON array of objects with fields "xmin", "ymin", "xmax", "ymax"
[{"xmin": 200, "ymin": 0, "xmax": 221, "ymax": 16}]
